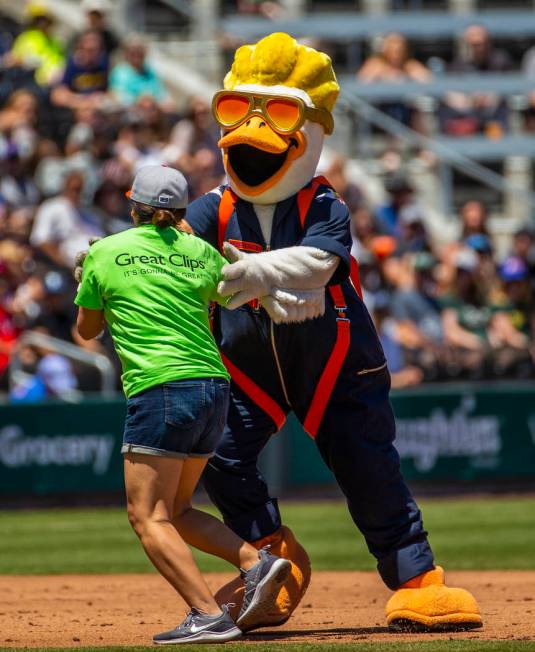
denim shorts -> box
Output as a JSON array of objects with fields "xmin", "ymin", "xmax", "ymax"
[{"xmin": 121, "ymin": 378, "xmax": 230, "ymax": 459}]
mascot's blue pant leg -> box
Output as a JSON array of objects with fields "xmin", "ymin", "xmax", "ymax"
[
  {"xmin": 203, "ymin": 368, "xmax": 434, "ymax": 591},
  {"xmin": 202, "ymin": 383, "xmax": 283, "ymax": 542},
  {"xmin": 311, "ymin": 365, "xmax": 434, "ymax": 590}
]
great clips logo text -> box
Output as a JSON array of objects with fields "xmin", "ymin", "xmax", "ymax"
[{"xmin": 115, "ymin": 253, "xmax": 206, "ymax": 270}]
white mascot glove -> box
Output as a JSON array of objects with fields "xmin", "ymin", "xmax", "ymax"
[
  {"xmin": 262, "ymin": 287, "xmax": 326, "ymax": 324},
  {"xmin": 219, "ymin": 242, "xmax": 339, "ymax": 318}
]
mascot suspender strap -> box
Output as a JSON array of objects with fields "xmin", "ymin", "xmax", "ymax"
[{"xmin": 216, "ymin": 176, "xmax": 362, "ymax": 438}]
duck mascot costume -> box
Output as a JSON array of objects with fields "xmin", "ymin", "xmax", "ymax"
[{"xmin": 185, "ymin": 32, "xmax": 482, "ymax": 633}]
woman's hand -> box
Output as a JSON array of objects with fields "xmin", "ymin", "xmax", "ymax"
[{"xmin": 73, "ymin": 237, "xmax": 101, "ymax": 283}]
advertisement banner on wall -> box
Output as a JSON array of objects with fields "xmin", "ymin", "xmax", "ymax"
[
  {"xmin": 283, "ymin": 383, "xmax": 535, "ymax": 486},
  {"xmin": 0, "ymin": 399, "xmax": 125, "ymax": 495},
  {"xmin": 1, "ymin": 383, "xmax": 535, "ymax": 496}
]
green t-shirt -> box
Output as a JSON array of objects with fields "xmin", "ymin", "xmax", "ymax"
[{"xmin": 75, "ymin": 225, "xmax": 230, "ymax": 397}]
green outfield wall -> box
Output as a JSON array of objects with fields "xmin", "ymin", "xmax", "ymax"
[{"xmin": 1, "ymin": 383, "xmax": 535, "ymax": 496}]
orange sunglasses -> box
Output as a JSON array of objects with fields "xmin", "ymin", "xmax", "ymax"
[{"xmin": 212, "ymin": 90, "xmax": 334, "ymax": 135}]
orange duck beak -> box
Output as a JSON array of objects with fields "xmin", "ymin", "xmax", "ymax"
[{"xmin": 218, "ymin": 115, "xmax": 306, "ymax": 197}]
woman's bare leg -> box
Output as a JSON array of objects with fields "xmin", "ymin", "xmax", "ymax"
[
  {"xmin": 172, "ymin": 457, "xmax": 260, "ymax": 571},
  {"xmin": 124, "ymin": 453, "xmax": 221, "ymax": 615}
]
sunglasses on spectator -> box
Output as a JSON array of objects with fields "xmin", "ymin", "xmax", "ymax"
[{"xmin": 212, "ymin": 90, "xmax": 334, "ymax": 135}]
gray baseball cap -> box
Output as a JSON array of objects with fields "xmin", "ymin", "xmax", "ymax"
[{"xmin": 126, "ymin": 165, "xmax": 188, "ymax": 209}]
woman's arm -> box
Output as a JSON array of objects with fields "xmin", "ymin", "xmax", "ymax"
[{"xmin": 77, "ymin": 307, "xmax": 105, "ymax": 340}]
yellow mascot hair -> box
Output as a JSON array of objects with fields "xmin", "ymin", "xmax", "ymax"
[{"xmin": 224, "ymin": 32, "xmax": 340, "ymax": 112}]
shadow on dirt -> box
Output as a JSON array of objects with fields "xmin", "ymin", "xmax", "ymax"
[{"xmin": 245, "ymin": 626, "xmax": 391, "ymax": 640}]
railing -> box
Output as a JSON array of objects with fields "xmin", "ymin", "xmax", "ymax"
[
  {"xmin": 222, "ymin": 9, "xmax": 535, "ymax": 41},
  {"xmin": 337, "ymin": 87, "xmax": 535, "ymax": 217},
  {"xmin": 9, "ymin": 331, "xmax": 117, "ymax": 399},
  {"xmin": 340, "ymin": 75, "xmax": 535, "ymax": 102},
  {"xmin": 157, "ymin": 0, "xmax": 194, "ymax": 17}
]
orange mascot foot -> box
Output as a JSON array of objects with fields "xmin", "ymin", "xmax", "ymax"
[
  {"xmin": 214, "ymin": 525, "xmax": 311, "ymax": 632},
  {"xmin": 386, "ymin": 566, "xmax": 483, "ymax": 632}
]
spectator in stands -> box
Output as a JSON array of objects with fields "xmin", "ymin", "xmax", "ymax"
[
  {"xmin": 4, "ymin": 207, "xmax": 34, "ymax": 242},
  {"xmin": 464, "ymin": 232, "xmax": 497, "ymax": 298},
  {"xmin": 114, "ymin": 109, "xmax": 167, "ymax": 174},
  {"xmin": 168, "ymin": 97, "xmax": 225, "ymax": 196},
  {"xmin": 440, "ymin": 25, "xmax": 512, "ymax": 136},
  {"xmin": 7, "ymin": 2, "xmax": 65, "ymax": 86},
  {"xmin": 322, "ymin": 154, "xmax": 362, "ymax": 212},
  {"xmin": 521, "ymin": 46, "xmax": 535, "ymax": 131},
  {"xmin": 29, "ymin": 270, "xmax": 78, "ymax": 343},
  {"xmin": 30, "ymin": 169, "xmax": 103, "ymax": 268},
  {"xmin": 439, "ymin": 248, "xmax": 491, "ymax": 374},
  {"xmin": 136, "ymin": 95, "xmax": 171, "ymax": 142},
  {"xmin": 381, "ymin": 253, "xmax": 442, "ymax": 378},
  {"xmin": 235, "ymin": 0, "xmax": 284, "ymax": 19},
  {"xmin": 492, "ymin": 257, "xmax": 533, "ymax": 344},
  {"xmin": 397, "ymin": 206, "xmax": 430, "ymax": 253},
  {"xmin": 452, "ymin": 25, "xmax": 512, "ymax": 74},
  {"xmin": 0, "ymin": 142, "xmax": 40, "ymax": 208},
  {"xmin": 93, "ymin": 179, "xmax": 130, "ymax": 235},
  {"xmin": 110, "ymin": 35, "xmax": 169, "ymax": 108},
  {"xmin": 79, "ymin": 0, "xmax": 119, "ymax": 56},
  {"xmin": 10, "ymin": 350, "xmax": 78, "ymax": 402},
  {"xmin": 486, "ymin": 256, "xmax": 534, "ymax": 377},
  {"xmin": 51, "ymin": 30, "xmax": 111, "ymax": 111},
  {"xmin": 390, "ymin": 251, "xmax": 444, "ymax": 345},
  {"xmin": 358, "ymin": 32, "xmax": 431, "ymax": 126},
  {"xmin": 0, "ymin": 302, "xmax": 18, "ymax": 388},
  {"xmin": 359, "ymin": 33, "xmax": 431, "ymax": 83},
  {"xmin": 372, "ymin": 290, "xmax": 424, "ymax": 389},
  {"xmin": 375, "ymin": 174, "xmax": 421, "ymax": 237},
  {"xmin": 511, "ymin": 227, "xmax": 535, "ymax": 294},
  {"xmin": 8, "ymin": 350, "xmax": 48, "ymax": 402},
  {"xmin": 0, "ymin": 89, "xmax": 39, "ymax": 159},
  {"xmin": 460, "ymin": 199, "xmax": 489, "ymax": 238},
  {"xmin": 350, "ymin": 204, "xmax": 380, "ymax": 260},
  {"xmin": 353, "ymin": 249, "xmax": 383, "ymax": 310}
]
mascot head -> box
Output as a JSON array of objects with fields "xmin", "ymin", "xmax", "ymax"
[{"xmin": 212, "ymin": 32, "xmax": 339, "ymax": 205}]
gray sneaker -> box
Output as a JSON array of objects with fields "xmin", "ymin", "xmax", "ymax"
[
  {"xmin": 153, "ymin": 604, "xmax": 242, "ymax": 645},
  {"xmin": 237, "ymin": 548, "xmax": 291, "ymax": 631}
]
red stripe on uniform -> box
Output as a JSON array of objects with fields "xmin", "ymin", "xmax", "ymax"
[
  {"xmin": 221, "ymin": 353, "xmax": 287, "ymax": 431},
  {"xmin": 303, "ymin": 285, "xmax": 351, "ymax": 438},
  {"xmin": 296, "ymin": 175, "xmax": 331, "ymax": 228},
  {"xmin": 218, "ymin": 188, "xmax": 238, "ymax": 252},
  {"xmin": 349, "ymin": 255, "xmax": 363, "ymax": 300},
  {"xmin": 228, "ymin": 239, "xmax": 263, "ymax": 253}
]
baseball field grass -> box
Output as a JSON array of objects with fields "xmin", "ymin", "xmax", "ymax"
[
  {"xmin": 1, "ymin": 496, "xmax": 534, "ymax": 650},
  {"xmin": 0, "ymin": 496, "xmax": 534, "ymax": 574},
  {"xmin": 7, "ymin": 644, "xmax": 534, "ymax": 652}
]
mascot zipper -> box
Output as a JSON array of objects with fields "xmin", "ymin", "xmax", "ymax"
[
  {"xmin": 270, "ymin": 320, "xmax": 291, "ymax": 407},
  {"xmin": 264, "ymin": 243, "xmax": 291, "ymax": 407}
]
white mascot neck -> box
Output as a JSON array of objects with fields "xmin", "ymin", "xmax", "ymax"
[{"xmin": 253, "ymin": 203, "xmax": 276, "ymax": 244}]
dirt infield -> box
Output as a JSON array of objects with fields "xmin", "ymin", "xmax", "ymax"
[{"xmin": 2, "ymin": 571, "xmax": 534, "ymax": 647}]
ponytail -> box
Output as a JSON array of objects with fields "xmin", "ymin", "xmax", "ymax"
[
  {"xmin": 151, "ymin": 209, "xmax": 175, "ymax": 229},
  {"xmin": 131, "ymin": 201, "xmax": 188, "ymax": 231}
]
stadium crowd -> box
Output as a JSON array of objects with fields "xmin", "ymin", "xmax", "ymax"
[{"xmin": 0, "ymin": 1, "xmax": 534, "ymax": 401}]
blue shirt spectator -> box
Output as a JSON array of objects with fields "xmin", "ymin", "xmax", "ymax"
[
  {"xmin": 62, "ymin": 33, "xmax": 108, "ymax": 94},
  {"xmin": 51, "ymin": 29, "xmax": 110, "ymax": 111}
]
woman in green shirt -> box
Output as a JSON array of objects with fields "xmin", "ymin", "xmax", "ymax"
[{"xmin": 75, "ymin": 166, "xmax": 289, "ymax": 644}]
